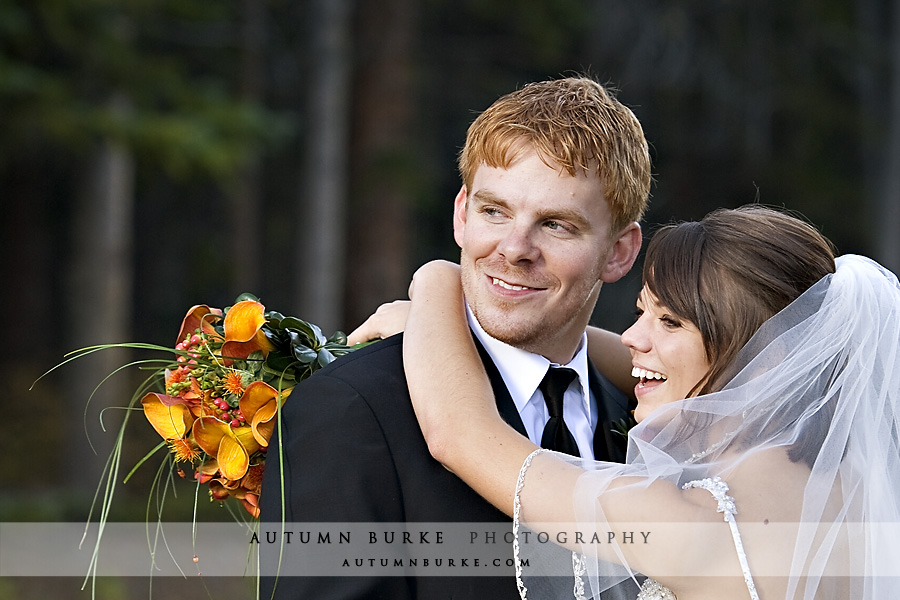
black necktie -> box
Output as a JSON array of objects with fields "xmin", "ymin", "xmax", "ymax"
[{"xmin": 539, "ymin": 367, "xmax": 580, "ymax": 457}]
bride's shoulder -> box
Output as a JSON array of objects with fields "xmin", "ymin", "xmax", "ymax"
[
  {"xmin": 716, "ymin": 446, "xmax": 811, "ymax": 519},
  {"xmin": 725, "ymin": 446, "xmax": 810, "ymax": 486}
]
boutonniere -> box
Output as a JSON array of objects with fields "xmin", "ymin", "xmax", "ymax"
[{"xmin": 612, "ymin": 412, "xmax": 638, "ymax": 439}]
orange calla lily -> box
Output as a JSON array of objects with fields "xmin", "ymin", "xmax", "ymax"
[
  {"xmin": 205, "ymin": 463, "xmax": 264, "ymax": 517},
  {"xmin": 221, "ymin": 300, "xmax": 276, "ymax": 360},
  {"xmin": 176, "ymin": 304, "xmax": 222, "ymax": 346},
  {"xmin": 239, "ymin": 496, "xmax": 260, "ymax": 518},
  {"xmin": 191, "ymin": 416, "xmax": 261, "ymax": 481},
  {"xmin": 195, "ymin": 459, "xmax": 220, "ymax": 484},
  {"xmin": 141, "ymin": 392, "xmax": 196, "ymax": 440},
  {"xmin": 238, "ymin": 381, "xmax": 293, "ymax": 447}
]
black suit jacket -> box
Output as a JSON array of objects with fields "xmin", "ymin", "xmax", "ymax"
[{"xmin": 258, "ymin": 332, "xmax": 631, "ymax": 599}]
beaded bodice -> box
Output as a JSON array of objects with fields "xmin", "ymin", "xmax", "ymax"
[{"xmin": 635, "ymin": 577, "xmax": 677, "ymax": 600}]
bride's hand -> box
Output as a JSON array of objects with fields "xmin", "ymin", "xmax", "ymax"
[
  {"xmin": 347, "ymin": 300, "xmax": 411, "ymax": 345},
  {"xmin": 346, "ymin": 261, "xmax": 462, "ymax": 346}
]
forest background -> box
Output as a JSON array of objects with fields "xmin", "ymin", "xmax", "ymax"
[{"xmin": 2, "ymin": 1, "xmax": 899, "ymax": 598}]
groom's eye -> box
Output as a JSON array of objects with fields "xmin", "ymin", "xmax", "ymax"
[{"xmin": 544, "ymin": 219, "xmax": 574, "ymax": 234}]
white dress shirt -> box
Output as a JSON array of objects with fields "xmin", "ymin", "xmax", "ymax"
[{"xmin": 467, "ymin": 306, "xmax": 598, "ymax": 459}]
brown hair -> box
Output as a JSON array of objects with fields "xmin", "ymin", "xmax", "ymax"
[
  {"xmin": 458, "ymin": 76, "xmax": 652, "ymax": 235},
  {"xmin": 643, "ymin": 205, "xmax": 837, "ymax": 397}
]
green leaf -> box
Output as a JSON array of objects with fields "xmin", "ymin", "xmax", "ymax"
[
  {"xmin": 234, "ymin": 292, "xmax": 259, "ymax": 303},
  {"xmin": 326, "ymin": 346, "xmax": 352, "ymax": 357},
  {"xmin": 292, "ymin": 345, "xmax": 318, "ymax": 364},
  {"xmin": 239, "ymin": 370, "xmax": 255, "ymax": 387},
  {"xmin": 308, "ymin": 322, "xmax": 326, "ymax": 345},
  {"xmin": 263, "ymin": 327, "xmax": 285, "ymax": 348},
  {"xmin": 328, "ymin": 330, "xmax": 348, "ymax": 345},
  {"xmin": 263, "ymin": 355, "xmax": 297, "ymax": 377},
  {"xmin": 266, "ymin": 311, "xmax": 285, "ymax": 327},
  {"xmin": 287, "ymin": 330, "xmax": 311, "ymax": 348},
  {"xmin": 317, "ymin": 348, "xmax": 336, "ymax": 368},
  {"xmin": 280, "ymin": 317, "xmax": 316, "ymax": 340}
]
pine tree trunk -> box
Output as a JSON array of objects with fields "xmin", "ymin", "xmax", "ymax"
[
  {"xmin": 877, "ymin": 0, "xmax": 900, "ymax": 272},
  {"xmin": 231, "ymin": 0, "xmax": 266, "ymax": 294},
  {"xmin": 63, "ymin": 95, "xmax": 135, "ymax": 498},
  {"xmin": 344, "ymin": 0, "xmax": 418, "ymax": 329},
  {"xmin": 296, "ymin": 0, "xmax": 353, "ymax": 333}
]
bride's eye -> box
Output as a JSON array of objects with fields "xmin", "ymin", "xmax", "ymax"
[{"xmin": 660, "ymin": 315, "xmax": 682, "ymax": 329}]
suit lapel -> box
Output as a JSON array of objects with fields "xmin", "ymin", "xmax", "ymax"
[
  {"xmin": 472, "ymin": 335, "xmax": 528, "ymax": 438},
  {"xmin": 588, "ymin": 361, "xmax": 632, "ymax": 464}
]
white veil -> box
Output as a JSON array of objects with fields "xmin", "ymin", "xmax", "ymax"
[{"xmin": 514, "ymin": 255, "xmax": 900, "ymax": 599}]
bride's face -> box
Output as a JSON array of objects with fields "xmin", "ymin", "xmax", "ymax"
[{"xmin": 621, "ymin": 287, "xmax": 710, "ymax": 422}]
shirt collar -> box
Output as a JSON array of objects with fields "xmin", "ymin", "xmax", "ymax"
[{"xmin": 466, "ymin": 305, "xmax": 592, "ymax": 416}]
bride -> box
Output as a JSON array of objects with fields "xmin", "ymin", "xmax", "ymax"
[{"xmin": 355, "ymin": 206, "xmax": 900, "ymax": 599}]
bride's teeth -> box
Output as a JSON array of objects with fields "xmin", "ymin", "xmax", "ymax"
[
  {"xmin": 493, "ymin": 277, "xmax": 528, "ymax": 291},
  {"xmin": 632, "ymin": 367, "xmax": 667, "ymax": 381}
]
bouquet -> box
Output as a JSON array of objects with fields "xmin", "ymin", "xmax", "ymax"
[
  {"xmin": 139, "ymin": 294, "xmax": 356, "ymax": 517},
  {"xmin": 51, "ymin": 294, "xmax": 357, "ymax": 520}
]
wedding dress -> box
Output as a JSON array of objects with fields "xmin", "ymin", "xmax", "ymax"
[{"xmin": 513, "ymin": 255, "xmax": 900, "ymax": 600}]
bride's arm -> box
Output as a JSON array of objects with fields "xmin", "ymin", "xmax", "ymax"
[{"xmin": 402, "ymin": 261, "xmax": 545, "ymax": 515}]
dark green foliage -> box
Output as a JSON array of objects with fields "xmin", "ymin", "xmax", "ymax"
[{"xmin": 0, "ymin": 0, "xmax": 287, "ymax": 179}]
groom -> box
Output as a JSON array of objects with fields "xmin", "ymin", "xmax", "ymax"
[{"xmin": 259, "ymin": 76, "xmax": 651, "ymax": 599}]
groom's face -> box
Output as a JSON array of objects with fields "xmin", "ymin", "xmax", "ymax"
[{"xmin": 453, "ymin": 147, "xmax": 639, "ymax": 364}]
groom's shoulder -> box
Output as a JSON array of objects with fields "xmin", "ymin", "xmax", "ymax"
[
  {"xmin": 277, "ymin": 334, "xmax": 409, "ymax": 432},
  {"xmin": 311, "ymin": 332, "xmax": 405, "ymax": 384},
  {"xmin": 328, "ymin": 332, "xmax": 404, "ymax": 369}
]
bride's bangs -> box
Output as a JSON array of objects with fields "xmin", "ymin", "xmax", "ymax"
[{"xmin": 642, "ymin": 221, "xmax": 707, "ymax": 329}]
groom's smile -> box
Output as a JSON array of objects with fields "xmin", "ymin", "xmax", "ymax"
[{"xmin": 490, "ymin": 276, "xmax": 544, "ymax": 293}]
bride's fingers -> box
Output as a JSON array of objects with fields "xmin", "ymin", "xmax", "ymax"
[{"xmin": 347, "ymin": 300, "xmax": 412, "ymax": 345}]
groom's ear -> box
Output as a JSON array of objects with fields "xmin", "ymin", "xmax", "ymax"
[
  {"xmin": 452, "ymin": 184, "xmax": 468, "ymax": 248},
  {"xmin": 600, "ymin": 222, "xmax": 642, "ymax": 283}
]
